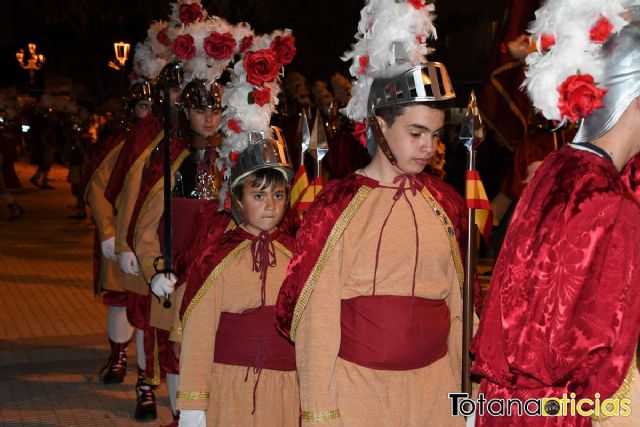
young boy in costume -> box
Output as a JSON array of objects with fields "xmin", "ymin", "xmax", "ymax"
[{"xmin": 276, "ymin": 1, "xmax": 475, "ymax": 425}]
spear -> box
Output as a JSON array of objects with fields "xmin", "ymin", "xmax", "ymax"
[
  {"xmin": 299, "ymin": 110, "xmax": 311, "ymax": 167},
  {"xmin": 458, "ymin": 90, "xmax": 485, "ymax": 395},
  {"xmin": 309, "ymin": 110, "xmax": 329, "ymax": 195}
]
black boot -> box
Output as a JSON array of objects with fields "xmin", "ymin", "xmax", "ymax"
[
  {"xmin": 99, "ymin": 340, "xmax": 128, "ymax": 384},
  {"xmin": 134, "ymin": 368, "xmax": 157, "ymax": 420}
]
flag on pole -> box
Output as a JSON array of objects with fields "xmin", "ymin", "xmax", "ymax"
[
  {"xmin": 296, "ymin": 176, "xmax": 323, "ymax": 216},
  {"xmin": 290, "ymin": 164, "xmax": 310, "ymax": 219},
  {"xmin": 465, "ymin": 170, "xmax": 493, "ymax": 243}
]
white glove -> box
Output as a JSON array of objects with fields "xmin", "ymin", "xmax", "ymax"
[
  {"xmin": 150, "ymin": 272, "xmax": 177, "ymax": 297},
  {"xmin": 117, "ymin": 251, "xmax": 140, "ymax": 275},
  {"xmin": 179, "ymin": 409, "xmax": 206, "ymax": 427},
  {"xmin": 100, "ymin": 237, "xmax": 117, "ymax": 262}
]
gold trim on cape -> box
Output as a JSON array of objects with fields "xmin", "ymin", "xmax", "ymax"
[
  {"xmin": 176, "ymin": 391, "xmax": 210, "ymax": 400},
  {"xmin": 301, "ymin": 409, "xmax": 341, "ymax": 422}
]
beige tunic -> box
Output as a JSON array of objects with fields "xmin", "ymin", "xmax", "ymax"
[
  {"xmin": 177, "ymin": 240, "xmax": 299, "ymax": 427},
  {"xmin": 85, "ymin": 141, "xmax": 141, "ymax": 293},
  {"xmin": 296, "ymin": 185, "xmax": 466, "ymax": 426}
]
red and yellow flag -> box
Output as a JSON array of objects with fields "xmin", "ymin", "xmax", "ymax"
[
  {"xmin": 465, "ymin": 170, "xmax": 493, "ymax": 243},
  {"xmin": 296, "ymin": 176, "xmax": 323, "ymax": 217},
  {"xmin": 290, "ymin": 165, "xmax": 309, "ymax": 217}
]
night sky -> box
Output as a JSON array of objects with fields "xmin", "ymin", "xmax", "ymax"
[{"xmin": 1, "ymin": 0, "xmax": 510, "ymax": 107}]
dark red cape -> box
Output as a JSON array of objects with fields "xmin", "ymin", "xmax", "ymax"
[
  {"xmin": 179, "ymin": 226, "xmax": 296, "ymax": 321},
  {"xmin": 274, "ymin": 172, "xmax": 477, "ymax": 339},
  {"xmin": 471, "ymin": 146, "xmax": 640, "ymax": 426},
  {"xmin": 125, "ymin": 135, "xmax": 189, "ymax": 249},
  {"xmin": 105, "ymin": 115, "xmax": 163, "ymax": 208}
]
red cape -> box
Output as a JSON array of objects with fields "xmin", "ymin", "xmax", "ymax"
[
  {"xmin": 471, "ymin": 146, "xmax": 640, "ymax": 426},
  {"xmin": 105, "ymin": 115, "xmax": 163, "ymax": 208},
  {"xmin": 81, "ymin": 128, "xmax": 126, "ymax": 200},
  {"xmin": 275, "ymin": 172, "xmax": 478, "ymax": 339},
  {"xmin": 179, "ymin": 225, "xmax": 295, "ymax": 322},
  {"xmin": 125, "ymin": 134, "xmax": 189, "ymax": 249}
]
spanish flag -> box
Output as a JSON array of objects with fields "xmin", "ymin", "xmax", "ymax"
[
  {"xmin": 465, "ymin": 170, "xmax": 493, "ymax": 243},
  {"xmin": 290, "ymin": 164, "xmax": 309, "ymax": 219},
  {"xmin": 296, "ymin": 176, "xmax": 323, "ymax": 216}
]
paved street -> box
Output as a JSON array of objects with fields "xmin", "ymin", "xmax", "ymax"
[{"xmin": 0, "ymin": 161, "xmax": 173, "ymax": 426}]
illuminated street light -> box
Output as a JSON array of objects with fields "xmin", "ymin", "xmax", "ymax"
[
  {"xmin": 108, "ymin": 41, "xmax": 130, "ymax": 71},
  {"xmin": 16, "ymin": 43, "xmax": 45, "ymax": 84}
]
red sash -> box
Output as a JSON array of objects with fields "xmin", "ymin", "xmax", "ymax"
[
  {"xmin": 339, "ymin": 295, "xmax": 449, "ymax": 370},
  {"xmin": 214, "ymin": 305, "xmax": 295, "ymax": 371}
]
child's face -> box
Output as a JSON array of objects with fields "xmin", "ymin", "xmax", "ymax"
[
  {"xmin": 376, "ymin": 104, "xmax": 445, "ymax": 175},
  {"xmin": 187, "ymin": 107, "xmax": 222, "ymax": 138},
  {"xmin": 239, "ymin": 181, "xmax": 287, "ymax": 235}
]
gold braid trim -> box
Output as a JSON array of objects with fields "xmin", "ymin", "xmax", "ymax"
[
  {"xmin": 84, "ymin": 140, "xmax": 124, "ymax": 201},
  {"xmin": 591, "ymin": 351, "xmax": 637, "ymax": 421},
  {"xmin": 290, "ymin": 186, "xmax": 372, "ymax": 341},
  {"xmin": 180, "ymin": 240, "xmax": 251, "ymax": 329},
  {"xmin": 132, "ymin": 148, "xmax": 190, "ymax": 249},
  {"xmin": 301, "ymin": 409, "xmax": 341, "ymax": 422},
  {"xmin": 420, "ymin": 187, "xmax": 465, "ymax": 290},
  {"xmin": 225, "ymin": 220, "xmax": 236, "ymax": 231},
  {"xmin": 148, "ymin": 328, "xmax": 161, "ymax": 385},
  {"xmin": 274, "ymin": 241, "xmax": 292, "ymax": 258},
  {"xmin": 115, "ymin": 131, "xmax": 164, "ymax": 208},
  {"xmin": 176, "ymin": 391, "xmax": 210, "ymax": 400}
]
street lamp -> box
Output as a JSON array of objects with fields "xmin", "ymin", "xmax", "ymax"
[
  {"xmin": 108, "ymin": 41, "xmax": 130, "ymax": 71},
  {"xmin": 16, "ymin": 43, "xmax": 45, "ymax": 84}
]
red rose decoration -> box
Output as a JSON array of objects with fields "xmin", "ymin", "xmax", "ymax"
[
  {"xmin": 352, "ymin": 120, "xmax": 368, "ymax": 148},
  {"xmin": 357, "ymin": 55, "xmax": 369, "ymax": 75},
  {"xmin": 173, "ymin": 34, "xmax": 196, "ymax": 60},
  {"xmin": 179, "ymin": 3, "xmax": 202, "ymax": 25},
  {"xmin": 251, "ymin": 87, "xmax": 272, "ymax": 107},
  {"xmin": 203, "ymin": 32, "xmax": 237, "ymax": 60},
  {"xmin": 590, "ymin": 16, "xmax": 613, "ymax": 43},
  {"xmin": 227, "ymin": 119, "xmax": 242, "ymax": 134},
  {"xmin": 271, "ymin": 35, "xmax": 296, "ymax": 66},
  {"xmin": 157, "ymin": 27, "xmax": 170, "ymax": 47},
  {"xmin": 540, "ymin": 34, "xmax": 555, "ymax": 51},
  {"xmin": 408, "ymin": 0, "xmax": 424, "ymax": 9},
  {"xmin": 240, "ymin": 36, "xmax": 254, "ymax": 53},
  {"xmin": 557, "ymin": 74, "xmax": 607, "ymax": 123},
  {"xmin": 244, "ymin": 49, "xmax": 280, "ymax": 86},
  {"xmin": 230, "ymin": 151, "xmax": 240, "ymax": 163}
]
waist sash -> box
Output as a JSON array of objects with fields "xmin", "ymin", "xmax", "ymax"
[
  {"xmin": 339, "ymin": 295, "xmax": 450, "ymax": 370},
  {"xmin": 214, "ymin": 305, "xmax": 295, "ymax": 371}
]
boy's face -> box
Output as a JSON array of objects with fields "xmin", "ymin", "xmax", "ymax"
[
  {"xmin": 134, "ymin": 100, "xmax": 151, "ymax": 120},
  {"xmin": 239, "ymin": 180, "xmax": 287, "ymax": 235},
  {"xmin": 187, "ymin": 107, "xmax": 222, "ymax": 138},
  {"xmin": 377, "ymin": 104, "xmax": 445, "ymax": 175}
]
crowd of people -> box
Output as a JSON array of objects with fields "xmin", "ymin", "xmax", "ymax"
[{"xmin": 5, "ymin": 0, "xmax": 640, "ymax": 426}]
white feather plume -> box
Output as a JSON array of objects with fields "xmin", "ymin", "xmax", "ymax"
[
  {"xmin": 343, "ymin": 0, "xmax": 437, "ymax": 121},
  {"xmin": 525, "ymin": 0, "xmax": 640, "ymax": 121}
]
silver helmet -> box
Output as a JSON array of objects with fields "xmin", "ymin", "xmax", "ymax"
[
  {"xmin": 574, "ymin": 21, "xmax": 640, "ymax": 142},
  {"xmin": 230, "ymin": 126, "xmax": 293, "ymax": 190},
  {"xmin": 366, "ymin": 62, "xmax": 456, "ymax": 162},
  {"xmin": 180, "ymin": 79, "xmax": 223, "ymax": 110}
]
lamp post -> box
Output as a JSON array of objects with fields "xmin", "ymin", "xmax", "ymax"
[
  {"xmin": 16, "ymin": 43, "xmax": 45, "ymax": 85},
  {"xmin": 108, "ymin": 41, "xmax": 130, "ymax": 71}
]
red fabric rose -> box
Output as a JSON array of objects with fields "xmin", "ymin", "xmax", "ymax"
[
  {"xmin": 157, "ymin": 27, "xmax": 170, "ymax": 47},
  {"xmin": 352, "ymin": 120, "xmax": 367, "ymax": 148},
  {"xmin": 227, "ymin": 119, "xmax": 242, "ymax": 134},
  {"xmin": 252, "ymin": 87, "xmax": 272, "ymax": 107},
  {"xmin": 540, "ymin": 34, "xmax": 555, "ymax": 51},
  {"xmin": 271, "ymin": 35, "xmax": 296, "ymax": 66},
  {"xmin": 240, "ymin": 36, "xmax": 254, "ymax": 53},
  {"xmin": 173, "ymin": 34, "xmax": 196, "ymax": 60},
  {"xmin": 244, "ymin": 49, "xmax": 280, "ymax": 86},
  {"xmin": 203, "ymin": 32, "xmax": 237, "ymax": 60},
  {"xmin": 230, "ymin": 151, "xmax": 240, "ymax": 163},
  {"xmin": 557, "ymin": 74, "xmax": 607, "ymax": 123},
  {"xmin": 590, "ymin": 16, "xmax": 613, "ymax": 43},
  {"xmin": 179, "ymin": 3, "xmax": 202, "ymax": 25},
  {"xmin": 407, "ymin": 0, "xmax": 424, "ymax": 9},
  {"xmin": 357, "ymin": 55, "xmax": 369, "ymax": 75}
]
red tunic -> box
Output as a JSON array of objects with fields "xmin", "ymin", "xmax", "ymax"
[{"xmin": 471, "ymin": 146, "xmax": 640, "ymax": 426}]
